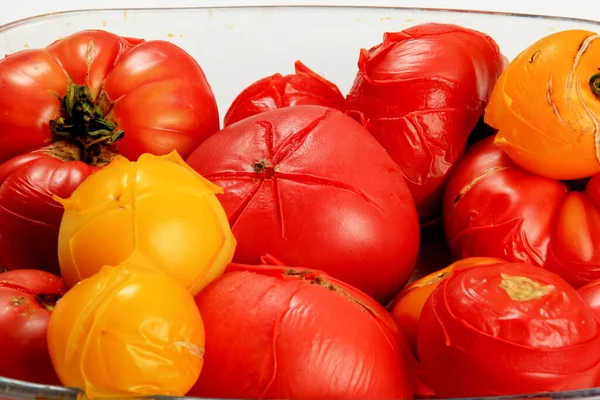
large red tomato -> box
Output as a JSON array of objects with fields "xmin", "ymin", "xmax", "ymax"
[
  {"xmin": 0, "ymin": 144, "xmax": 97, "ymax": 274},
  {"xmin": 443, "ymin": 135, "xmax": 600, "ymax": 288},
  {"xmin": 0, "ymin": 29, "xmax": 219, "ymax": 164},
  {"xmin": 579, "ymin": 279, "xmax": 600, "ymax": 320},
  {"xmin": 345, "ymin": 23, "xmax": 506, "ymax": 222},
  {"xmin": 418, "ymin": 261, "xmax": 600, "ymax": 398},
  {"xmin": 224, "ymin": 60, "xmax": 345, "ymax": 126},
  {"xmin": 189, "ymin": 261, "xmax": 414, "ymax": 399},
  {"xmin": 0, "ymin": 269, "xmax": 67, "ymax": 385},
  {"xmin": 186, "ymin": 105, "xmax": 420, "ymax": 303},
  {"xmin": 0, "ymin": 29, "xmax": 219, "ymax": 275}
]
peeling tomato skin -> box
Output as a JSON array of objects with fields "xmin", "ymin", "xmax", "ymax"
[
  {"xmin": 345, "ymin": 23, "xmax": 506, "ymax": 221},
  {"xmin": 187, "ymin": 105, "xmax": 420, "ymax": 303},
  {"xmin": 224, "ymin": 60, "xmax": 345, "ymax": 127},
  {"xmin": 0, "ymin": 269, "xmax": 67, "ymax": 385},
  {"xmin": 442, "ymin": 136, "xmax": 600, "ymax": 287},
  {"xmin": 418, "ymin": 262, "xmax": 600, "ymax": 398},
  {"xmin": 190, "ymin": 262, "xmax": 414, "ymax": 399}
]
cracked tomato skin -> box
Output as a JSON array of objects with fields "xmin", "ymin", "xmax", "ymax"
[
  {"xmin": 47, "ymin": 264, "xmax": 205, "ymax": 398},
  {"xmin": 224, "ymin": 60, "xmax": 345, "ymax": 126},
  {"xmin": 0, "ymin": 144, "xmax": 97, "ymax": 275},
  {"xmin": 418, "ymin": 261, "xmax": 600, "ymax": 398},
  {"xmin": 486, "ymin": 30, "xmax": 600, "ymax": 180},
  {"xmin": 345, "ymin": 23, "xmax": 506, "ymax": 221},
  {"xmin": 0, "ymin": 29, "xmax": 219, "ymax": 164},
  {"xmin": 55, "ymin": 151, "xmax": 236, "ymax": 295},
  {"xmin": 443, "ymin": 135, "xmax": 600, "ymax": 288},
  {"xmin": 189, "ymin": 261, "xmax": 414, "ymax": 400},
  {"xmin": 0, "ymin": 269, "xmax": 67, "ymax": 385},
  {"xmin": 186, "ymin": 105, "xmax": 420, "ymax": 303}
]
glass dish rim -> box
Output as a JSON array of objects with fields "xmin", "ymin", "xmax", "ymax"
[{"xmin": 1, "ymin": 4, "xmax": 600, "ymax": 400}]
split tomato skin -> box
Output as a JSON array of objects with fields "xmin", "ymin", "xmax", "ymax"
[
  {"xmin": 190, "ymin": 262, "xmax": 414, "ymax": 400},
  {"xmin": 0, "ymin": 144, "xmax": 97, "ymax": 275},
  {"xmin": 390, "ymin": 256, "xmax": 505, "ymax": 354},
  {"xmin": 47, "ymin": 264, "xmax": 205, "ymax": 398},
  {"xmin": 55, "ymin": 151, "xmax": 236, "ymax": 296},
  {"xmin": 187, "ymin": 105, "xmax": 420, "ymax": 303},
  {"xmin": 0, "ymin": 29, "xmax": 219, "ymax": 164},
  {"xmin": 418, "ymin": 261, "xmax": 600, "ymax": 398},
  {"xmin": 0, "ymin": 269, "xmax": 67, "ymax": 385},
  {"xmin": 345, "ymin": 23, "xmax": 506, "ymax": 221},
  {"xmin": 443, "ymin": 135, "xmax": 600, "ymax": 287},
  {"xmin": 224, "ymin": 60, "xmax": 345, "ymax": 126}
]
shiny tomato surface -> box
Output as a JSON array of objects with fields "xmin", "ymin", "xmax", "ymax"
[
  {"xmin": 187, "ymin": 105, "xmax": 420, "ymax": 303},
  {"xmin": 0, "ymin": 269, "xmax": 67, "ymax": 385}
]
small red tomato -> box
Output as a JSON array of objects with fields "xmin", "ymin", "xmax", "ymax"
[
  {"xmin": 224, "ymin": 60, "xmax": 345, "ymax": 126},
  {"xmin": 0, "ymin": 269, "xmax": 67, "ymax": 385},
  {"xmin": 190, "ymin": 261, "xmax": 414, "ymax": 399},
  {"xmin": 187, "ymin": 105, "xmax": 420, "ymax": 303},
  {"xmin": 0, "ymin": 143, "xmax": 97, "ymax": 275},
  {"xmin": 418, "ymin": 261, "xmax": 600, "ymax": 398},
  {"xmin": 579, "ymin": 279, "xmax": 600, "ymax": 320},
  {"xmin": 345, "ymin": 23, "xmax": 506, "ymax": 221}
]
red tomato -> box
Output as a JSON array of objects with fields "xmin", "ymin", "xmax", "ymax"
[
  {"xmin": 579, "ymin": 280, "xmax": 600, "ymax": 320},
  {"xmin": 224, "ymin": 60, "xmax": 345, "ymax": 126},
  {"xmin": 443, "ymin": 135, "xmax": 600, "ymax": 288},
  {"xmin": 189, "ymin": 261, "xmax": 414, "ymax": 399},
  {"xmin": 345, "ymin": 23, "xmax": 506, "ymax": 221},
  {"xmin": 0, "ymin": 29, "xmax": 219, "ymax": 164},
  {"xmin": 0, "ymin": 144, "xmax": 97, "ymax": 275},
  {"xmin": 418, "ymin": 261, "xmax": 600, "ymax": 398},
  {"xmin": 186, "ymin": 105, "xmax": 420, "ymax": 303},
  {"xmin": 0, "ymin": 269, "xmax": 67, "ymax": 385}
]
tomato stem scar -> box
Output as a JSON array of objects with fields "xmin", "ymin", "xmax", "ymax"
[{"xmin": 499, "ymin": 274, "xmax": 554, "ymax": 301}]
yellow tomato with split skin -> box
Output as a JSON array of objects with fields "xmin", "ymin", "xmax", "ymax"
[
  {"xmin": 55, "ymin": 151, "xmax": 236, "ymax": 296},
  {"xmin": 486, "ymin": 29, "xmax": 600, "ymax": 180},
  {"xmin": 47, "ymin": 264, "xmax": 205, "ymax": 398}
]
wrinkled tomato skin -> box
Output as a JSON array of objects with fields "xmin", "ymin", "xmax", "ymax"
[
  {"xmin": 187, "ymin": 105, "xmax": 420, "ymax": 303},
  {"xmin": 0, "ymin": 29, "xmax": 219, "ymax": 164},
  {"xmin": 189, "ymin": 262, "xmax": 414, "ymax": 399},
  {"xmin": 0, "ymin": 269, "xmax": 67, "ymax": 385},
  {"xmin": 579, "ymin": 280, "xmax": 600, "ymax": 320},
  {"xmin": 443, "ymin": 136, "xmax": 600, "ymax": 288},
  {"xmin": 224, "ymin": 60, "xmax": 345, "ymax": 126},
  {"xmin": 390, "ymin": 256, "xmax": 505, "ymax": 356},
  {"xmin": 0, "ymin": 147, "xmax": 97, "ymax": 275},
  {"xmin": 345, "ymin": 23, "xmax": 506, "ymax": 221},
  {"xmin": 418, "ymin": 262, "xmax": 600, "ymax": 398}
]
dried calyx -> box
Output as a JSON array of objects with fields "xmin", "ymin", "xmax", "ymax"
[
  {"xmin": 49, "ymin": 83, "xmax": 123, "ymax": 165},
  {"xmin": 35, "ymin": 293, "xmax": 62, "ymax": 312},
  {"xmin": 590, "ymin": 72, "xmax": 600, "ymax": 98}
]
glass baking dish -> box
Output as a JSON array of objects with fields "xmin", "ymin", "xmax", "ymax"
[{"xmin": 1, "ymin": 5, "xmax": 600, "ymax": 400}]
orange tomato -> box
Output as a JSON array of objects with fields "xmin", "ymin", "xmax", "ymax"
[
  {"xmin": 47, "ymin": 264, "xmax": 205, "ymax": 398},
  {"xmin": 486, "ymin": 29, "xmax": 600, "ymax": 180},
  {"xmin": 390, "ymin": 257, "xmax": 505, "ymax": 353},
  {"xmin": 54, "ymin": 151, "xmax": 236, "ymax": 296}
]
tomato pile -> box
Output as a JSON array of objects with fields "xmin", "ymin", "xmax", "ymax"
[{"xmin": 2, "ymin": 23, "xmax": 600, "ymax": 400}]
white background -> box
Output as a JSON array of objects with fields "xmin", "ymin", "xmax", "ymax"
[{"xmin": 2, "ymin": 0, "xmax": 599, "ymax": 27}]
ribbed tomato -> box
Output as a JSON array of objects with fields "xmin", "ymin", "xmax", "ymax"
[
  {"xmin": 418, "ymin": 261, "xmax": 600, "ymax": 398},
  {"xmin": 345, "ymin": 23, "xmax": 506, "ymax": 221},
  {"xmin": 0, "ymin": 143, "xmax": 97, "ymax": 274},
  {"xmin": 189, "ymin": 261, "xmax": 414, "ymax": 399},
  {"xmin": 186, "ymin": 105, "xmax": 420, "ymax": 303},
  {"xmin": 224, "ymin": 60, "xmax": 344, "ymax": 126},
  {"xmin": 443, "ymin": 135, "xmax": 600, "ymax": 288}
]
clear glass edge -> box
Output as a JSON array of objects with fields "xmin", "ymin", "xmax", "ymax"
[{"xmin": 0, "ymin": 5, "xmax": 599, "ymax": 400}]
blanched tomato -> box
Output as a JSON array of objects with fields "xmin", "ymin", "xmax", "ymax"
[
  {"xmin": 418, "ymin": 261, "xmax": 600, "ymax": 398},
  {"xmin": 187, "ymin": 105, "xmax": 420, "ymax": 303},
  {"xmin": 47, "ymin": 264, "xmax": 205, "ymax": 398},
  {"xmin": 55, "ymin": 151, "xmax": 236, "ymax": 295}
]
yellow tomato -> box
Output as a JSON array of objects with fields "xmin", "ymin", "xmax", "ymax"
[
  {"xmin": 55, "ymin": 151, "xmax": 236, "ymax": 296},
  {"xmin": 390, "ymin": 257, "xmax": 505, "ymax": 353},
  {"xmin": 486, "ymin": 29, "xmax": 600, "ymax": 180},
  {"xmin": 47, "ymin": 264, "xmax": 205, "ymax": 398}
]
